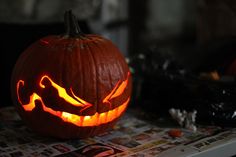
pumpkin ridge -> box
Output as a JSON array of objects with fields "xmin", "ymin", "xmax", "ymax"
[
  {"xmin": 90, "ymin": 39, "xmax": 114, "ymax": 110},
  {"xmin": 61, "ymin": 42, "xmax": 68, "ymax": 88},
  {"xmin": 84, "ymin": 41, "xmax": 98, "ymax": 114},
  {"xmin": 79, "ymin": 39, "xmax": 86, "ymax": 106},
  {"xmin": 101, "ymin": 39, "xmax": 122, "ymax": 85},
  {"xmin": 76, "ymin": 39, "xmax": 83, "ymax": 101}
]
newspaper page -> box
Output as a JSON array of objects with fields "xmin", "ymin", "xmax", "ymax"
[{"xmin": 0, "ymin": 106, "xmax": 235, "ymax": 157}]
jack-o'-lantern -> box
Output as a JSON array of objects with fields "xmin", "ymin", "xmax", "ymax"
[{"xmin": 11, "ymin": 10, "xmax": 132, "ymax": 139}]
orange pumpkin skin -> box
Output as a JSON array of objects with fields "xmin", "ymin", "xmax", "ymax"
[{"xmin": 11, "ymin": 11, "xmax": 132, "ymax": 139}]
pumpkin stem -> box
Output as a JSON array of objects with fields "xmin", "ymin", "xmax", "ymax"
[{"xmin": 64, "ymin": 10, "xmax": 84, "ymax": 38}]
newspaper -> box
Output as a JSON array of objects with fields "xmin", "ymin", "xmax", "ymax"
[{"xmin": 0, "ymin": 106, "xmax": 236, "ymax": 157}]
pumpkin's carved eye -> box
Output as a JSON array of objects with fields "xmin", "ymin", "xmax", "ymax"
[
  {"xmin": 103, "ymin": 72, "xmax": 130, "ymax": 106},
  {"xmin": 17, "ymin": 75, "xmax": 92, "ymax": 112},
  {"xmin": 40, "ymin": 75, "xmax": 91, "ymax": 109}
]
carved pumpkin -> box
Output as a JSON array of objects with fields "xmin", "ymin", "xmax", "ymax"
[{"xmin": 11, "ymin": 11, "xmax": 132, "ymax": 139}]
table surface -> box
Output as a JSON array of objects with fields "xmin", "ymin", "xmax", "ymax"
[{"xmin": 1, "ymin": 106, "xmax": 236, "ymax": 157}]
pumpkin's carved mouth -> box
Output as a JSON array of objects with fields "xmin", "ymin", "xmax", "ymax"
[{"xmin": 16, "ymin": 73, "xmax": 130, "ymax": 127}]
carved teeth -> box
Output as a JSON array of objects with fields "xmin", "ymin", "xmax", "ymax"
[
  {"xmin": 60, "ymin": 98, "xmax": 129, "ymax": 126},
  {"xmin": 21, "ymin": 94, "xmax": 130, "ymax": 127}
]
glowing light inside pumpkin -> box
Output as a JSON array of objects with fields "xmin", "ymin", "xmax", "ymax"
[
  {"xmin": 103, "ymin": 72, "xmax": 130, "ymax": 105},
  {"xmin": 16, "ymin": 73, "xmax": 130, "ymax": 127},
  {"xmin": 39, "ymin": 75, "xmax": 91, "ymax": 108}
]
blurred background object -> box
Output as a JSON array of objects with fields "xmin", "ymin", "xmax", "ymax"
[{"xmin": 0, "ymin": 0, "xmax": 101, "ymax": 23}]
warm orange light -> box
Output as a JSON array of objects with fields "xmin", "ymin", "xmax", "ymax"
[
  {"xmin": 39, "ymin": 75, "xmax": 90, "ymax": 107},
  {"xmin": 209, "ymin": 71, "xmax": 220, "ymax": 80},
  {"xmin": 16, "ymin": 80, "xmax": 24, "ymax": 105},
  {"xmin": 16, "ymin": 73, "xmax": 130, "ymax": 127},
  {"xmin": 103, "ymin": 72, "xmax": 130, "ymax": 105}
]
